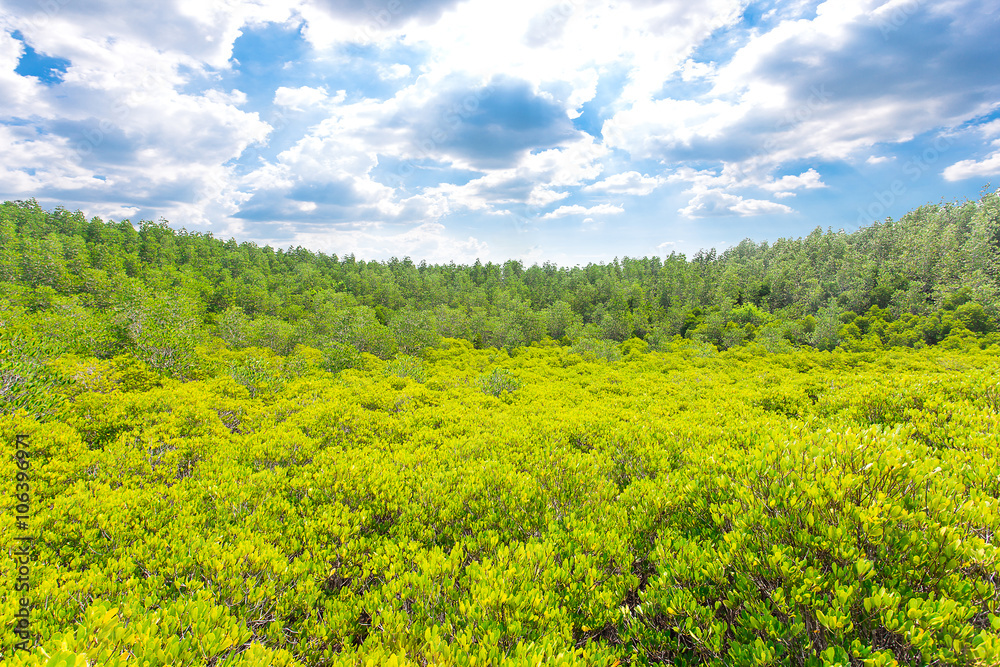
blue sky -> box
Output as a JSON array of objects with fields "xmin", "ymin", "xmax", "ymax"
[{"xmin": 1, "ymin": 0, "xmax": 999, "ymax": 264}]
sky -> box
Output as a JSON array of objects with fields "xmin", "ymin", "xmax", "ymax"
[{"xmin": 1, "ymin": 0, "xmax": 999, "ymax": 265}]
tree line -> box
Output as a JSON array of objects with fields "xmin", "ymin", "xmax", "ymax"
[{"xmin": 1, "ymin": 191, "xmax": 998, "ymax": 383}]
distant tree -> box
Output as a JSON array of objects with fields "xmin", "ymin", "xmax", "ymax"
[{"xmin": 389, "ymin": 308, "xmax": 440, "ymax": 355}]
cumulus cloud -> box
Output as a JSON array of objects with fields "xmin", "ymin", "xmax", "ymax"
[
  {"xmin": 393, "ymin": 76, "xmax": 583, "ymax": 169},
  {"xmin": 679, "ymin": 190, "xmax": 793, "ymax": 218},
  {"xmin": 527, "ymin": 187, "xmax": 569, "ymax": 206},
  {"xmin": 1, "ymin": 0, "xmax": 294, "ymax": 68},
  {"xmin": 419, "ymin": 134, "xmax": 607, "ymax": 214},
  {"xmin": 583, "ymin": 171, "xmax": 666, "ymax": 196},
  {"xmin": 1, "ymin": 0, "xmax": 997, "ymax": 260},
  {"xmin": 760, "ymin": 168, "xmax": 827, "ymax": 192},
  {"xmin": 523, "ymin": 3, "xmax": 574, "ymax": 48},
  {"xmin": 0, "ymin": 31, "xmax": 54, "ymax": 116},
  {"xmin": 665, "ymin": 162, "xmax": 804, "ymax": 217},
  {"xmin": 378, "ymin": 63, "xmax": 412, "ymax": 79},
  {"xmin": 293, "ymin": 220, "xmax": 489, "ymax": 264},
  {"xmin": 679, "ymin": 58, "xmax": 716, "ymax": 82},
  {"xmin": 977, "ymin": 119, "xmax": 1000, "ymax": 141},
  {"xmin": 604, "ymin": 0, "xmax": 1000, "ymax": 175},
  {"xmin": 0, "ymin": 0, "xmax": 287, "ymax": 231},
  {"xmin": 273, "ymin": 86, "xmax": 345, "ymax": 111},
  {"xmin": 304, "ymin": 0, "xmax": 469, "ymax": 29},
  {"xmin": 542, "ymin": 203, "xmax": 624, "ymax": 219},
  {"xmin": 942, "ymin": 152, "xmax": 1000, "ymax": 181}
]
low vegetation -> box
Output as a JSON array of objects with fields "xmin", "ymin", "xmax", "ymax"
[{"xmin": 1, "ymin": 194, "xmax": 999, "ymax": 665}]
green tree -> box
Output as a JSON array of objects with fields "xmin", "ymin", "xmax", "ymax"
[{"xmin": 389, "ymin": 308, "xmax": 440, "ymax": 355}]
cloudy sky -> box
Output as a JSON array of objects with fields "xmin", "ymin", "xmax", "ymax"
[{"xmin": 2, "ymin": 0, "xmax": 999, "ymax": 264}]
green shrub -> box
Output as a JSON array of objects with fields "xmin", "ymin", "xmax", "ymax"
[
  {"xmin": 384, "ymin": 355, "xmax": 427, "ymax": 383},
  {"xmin": 476, "ymin": 367, "xmax": 521, "ymax": 396}
]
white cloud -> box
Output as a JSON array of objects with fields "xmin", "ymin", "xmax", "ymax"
[
  {"xmin": 680, "ymin": 58, "xmax": 716, "ymax": 82},
  {"xmin": 942, "ymin": 152, "xmax": 1000, "ymax": 181},
  {"xmin": 760, "ymin": 168, "xmax": 826, "ymax": 191},
  {"xmin": 274, "ymin": 86, "xmax": 345, "ymax": 111},
  {"xmin": 583, "ymin": 171, "xmax": 666, "ymax": 196},
  {"xmin": 527, "ymin": 187, "xmax": 569, "ymax": 206},
  {"xmin": 420, "ymin": 134, "xmax": 607, "ymax": 215},
  {"xmin": 602, "ymin": 97, "xmax": 747, "ymax": 159},
  {"xmin": 378, "ymin": 63, "xmax": 412, "ymax": 79},
  {"xmin": 679, "ymin": 189, "xmax": 793, "ymax": 218},
  {"xmin": 520, "ymin": 136, "xmax": 607, "ymax": 186},
  {"xmin": 310, "ymin": 0, "xmax": 747, "ymax": 126},
  {"xmin": 0, "ymin": 31, "xmax": 49, "ymax": 117},
  {"xmin": 1, "ymin": 0, "xmax": 998, "ymax": 261},
  {"xmin": 979, "ymin": 119, "xmax": 1000, "ymax": 139},
  {"xmin": 604, "ymin": 0, "xmax": 999, "ymax": 176},
  {"xmin": 294, "ymin": 221, "xmax": 489, "ymax": 264},
  {"xmin": 88, "ymin": 203, "xmax": 142, "ymax": 220},
  {"xmin": 542, "ymin": 203, "xmax": 624, "ymax": 219},
  {"xmin": 3, "ymin": 0, "xmax": 295, "ymax": 70},
  {"xmin": 0, "ymin": 1, "xmax": 285, "ymax": 233},
  {"xmin": 666, "ymin": 166, "xmax": 731, "ymax": 189}
]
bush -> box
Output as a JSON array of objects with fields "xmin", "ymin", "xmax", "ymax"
[
  {"xmin": 321, "ymin": 340, "xmax": 363, "ymax": 373},
  {"xmin": 384, "ymin": 355, "xmax": 427, "ymax": 383},
  {"xmin": 571, "ymin": 337, "xmax": 623, "ymax": 362},
  {"xmin": 0, "ymin": 333, "xmax": 70, "ymax": 418},
  {"xmin": 227, "ymin": 349, "xmax": 285, "ymax": 398},
  {"xmin": 476, "ymin": 368, "xmax": 521, "ymax": 396}
]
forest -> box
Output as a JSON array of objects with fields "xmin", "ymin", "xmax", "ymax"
[
  {"xmin": 1, "ymin": 192, "xmax": 999, "ymax": 666},
  {"xmin": 1, "ymin": 191, "xmax": 999, "ymax": 390}
]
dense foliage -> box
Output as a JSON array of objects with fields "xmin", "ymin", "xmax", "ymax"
[
  {"xmin": 1, "ymin": 194, "xmax": 999, "ymax": 665},
  {"xmin": 2, "ymin": 340, "xmax": 999, "ymax": 665},
  {"xmin": 1, "ymin": 192, "xmax": 999, "ymax": 387}
]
